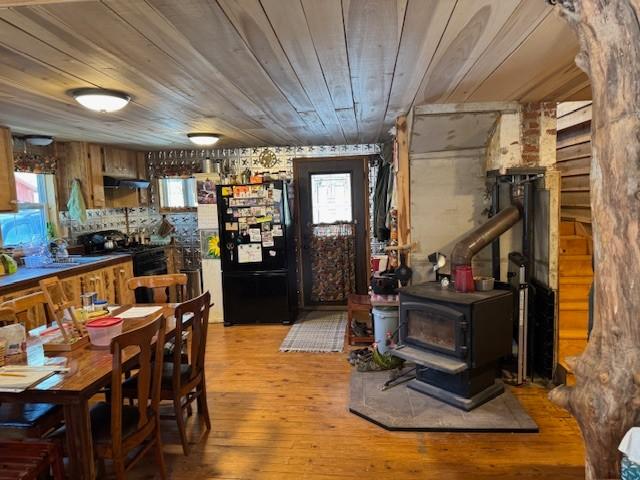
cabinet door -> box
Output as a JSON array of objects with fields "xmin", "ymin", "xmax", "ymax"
[
  {"xmin": 103, "ymin": 147, "xmax": 138, "ymax": 178},
  {"xmin": 56, "ymin": 142, "xmax": 103, "ymax": 210},
  {"xmin": 0, "ymin": 127, "xmax": 17, "ymax": 212},
  {"xmin": 113, "ymin": 261, "xmax": 135, "ymax": 305}
]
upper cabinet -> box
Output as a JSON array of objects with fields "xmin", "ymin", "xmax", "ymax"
[
  {"xmin": 56, "ymin": 142, "xmax": 148, "ymax": 211},
  {"xmin": 56, "ymin": 142, "xmax": 105, "ymax": 210},
  {"xmin": 0, "ymin": 127, "xmax": 17, "ymax": 213},
  {"xmin": 101, "ymin": 147, "xmax": 138, "ymax": 178}
]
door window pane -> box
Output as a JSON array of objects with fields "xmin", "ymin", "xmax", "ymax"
[{"xmin": 310, "ymin": 173, "xmax": 352, "ymax": 224}]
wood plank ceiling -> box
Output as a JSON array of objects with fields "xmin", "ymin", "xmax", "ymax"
[{"xmin": 0, "ymin": 0, "xmax": 590, "ymax": 149}]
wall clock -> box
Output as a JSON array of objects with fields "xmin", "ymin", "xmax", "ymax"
[{"xmin": 258, "ymin": 149, "xmax": 278, "ymax": 168}]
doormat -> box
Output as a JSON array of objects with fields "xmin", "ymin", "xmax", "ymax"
[
  {"xmin": 349, "ymin": 368, "xmax": 538, "ymax": 432},
  {"xmin": 279, "ymin": 311, "xmax": 346, "ymax": 353}
]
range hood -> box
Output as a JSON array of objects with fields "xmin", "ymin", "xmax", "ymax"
[{"xmin": 103, "ymin": 176, "xmax": 150, "ymax": 189}]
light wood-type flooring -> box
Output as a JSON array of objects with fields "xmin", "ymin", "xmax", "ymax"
[{"xmin": 130, "ymin": 324, "xmax": 585, "ymax": 480}]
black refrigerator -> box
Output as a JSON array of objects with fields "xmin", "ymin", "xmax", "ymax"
[{"xmin": 216, "ymin": 180, "xmax": 297, "ymax": 326}]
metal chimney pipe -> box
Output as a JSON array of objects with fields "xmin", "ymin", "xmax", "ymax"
[{"xmin": 450, "ymin": 188, "xmax": 523, "ymax": 271}]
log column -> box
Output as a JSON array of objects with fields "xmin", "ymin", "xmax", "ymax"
[{"xmin": 549, "ymin": 1, "xmax": 640, "ymax": 479}]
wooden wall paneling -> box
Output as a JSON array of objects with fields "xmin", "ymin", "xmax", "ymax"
[
  {"xmin": 520, "ymin": 62, "xmax": 587, "ymax": 102},
  {"xmin": 468, "ymin": 13, "xmax": 581, "ymax": 102},
  {"xmin": 557, "ymin": 142, "xmax": 591, "ymax": 162},
  {"xmin": 383, "ymin": 0, "xmax": 456, "ymax": 126},
  {"xmin": 343, "ymin": 0, "xmax": 406, "ymax": 143},
  {"xmin": 37, "ymin": 1, "xmax": 282, "ymax": 145},
  {"xmin": 557, "ymin": 102, "xmax": 592, "ymax": 223},
  {"xmin": 562, "ymin": 174, "xmax": 590, "ymax": 191},
  {"xmin": 216, "ymin": 0, "xmax": 340, "ymax": 144},
  {"xmin": 447, "ymin": 1, "xmax": 552, "ymax": 101},
  {"xmin": 103, "ymin": 0, "xmax": 296, "ymax": 146},
  {"xmin": 300, "ymin": 0, "xmax": 358, "ymax": 143},
  {"xmin": 0, "ymin": 0, "xmax": 590, "ymax": 148},
  {"xmin": 557, "ymin": 101, "xmax": 592, "ymax": 118},
  {"xmin": 0, "ymin": 126, "xmax": 17, "ymax": 213},
  {"xmin": 146, "ymin": 0, "xmax": 313, "ymax": 143},
  {"xmin": 413, "ymin": 0, "xmax": 520, "ymax": 104},
  {"xmin": 259, "ymin": 0, "xmax": 347, "ymax": 143},
  {"xmin": 542, "ymin": 69, "xmax": 591, "ymax": 103},
  {"xmin": 556, "ymin": 157, "xmax": 591, "ymax": 176},
  {"xmin": 0, "ymin": 6, "xmax": 283, "ymax": 147},
  {"xmin": 557, "ymin": 104, "xmax": 592, "ymax": 130}
]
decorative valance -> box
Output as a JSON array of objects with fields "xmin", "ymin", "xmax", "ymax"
[{"xmin": 14, "ymin": 152, "xmax": 57, "ymax": 174}]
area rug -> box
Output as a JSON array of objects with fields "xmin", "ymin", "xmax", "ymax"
[
  {"xmin": 279, "ymin": 310, "xmax": 346, "ymax": 353},
  {"xmin": 349, "ymin": 368, "xmax": 538, "ymax": 432}
]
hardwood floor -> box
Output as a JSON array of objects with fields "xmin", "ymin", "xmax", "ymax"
[{"xmin": 131, "ymin": 324, "xmax": 585, "ymax": 480}]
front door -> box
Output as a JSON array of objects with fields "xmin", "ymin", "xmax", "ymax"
[{"xmin": 294, "ymin": 156, "xmax": 369, "ymax": 307}]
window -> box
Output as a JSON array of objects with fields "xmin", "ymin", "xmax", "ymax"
[
  {"xmin": 158, "ymin": 177, "xmax": 197, "ymax": 210},
  {"xmin": 310, "ymin": 172, "xmax": 353, "ymax": 224},
  {"xmin": 0, "ymin": 172, "xmax": 53, "ymax": 247}
]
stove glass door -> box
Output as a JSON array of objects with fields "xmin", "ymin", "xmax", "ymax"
[{"xmin": 403, "ymin": 302, "xmax": 465, "ymax": 357}]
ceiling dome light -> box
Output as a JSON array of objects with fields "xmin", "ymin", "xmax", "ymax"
[
  {"xmin": 187, "ymin": 133, "xmax": 221, "ymax": 146},
  {"xmin": 23, "ymin": 135, "xmax": 53, "ymax": 146},
  {"xmin": 71, "ymin": 88, "xmax": 130, "ymax": 113}
]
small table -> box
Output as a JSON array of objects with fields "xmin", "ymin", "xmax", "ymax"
[{"xmin": 0, "ymin": 304, "xmax": 181, "ymax": 480}]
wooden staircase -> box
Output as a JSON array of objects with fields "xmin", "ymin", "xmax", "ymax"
[{"xmin": 557, "ymin": 221, "xmax": 593, "ymax": 385}]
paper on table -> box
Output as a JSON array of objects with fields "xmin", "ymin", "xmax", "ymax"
[
  {"xmin": 116, "ymin": 306, "xmax": 163, "ymax": 319},
  {"xmin": 0, "ymin": 366, "xmax": 57, "ymax": 392}
]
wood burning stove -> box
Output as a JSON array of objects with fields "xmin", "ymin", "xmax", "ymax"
[{"xmin": 392, "ymin": 283, "xmax": 513, "ymax": 410}]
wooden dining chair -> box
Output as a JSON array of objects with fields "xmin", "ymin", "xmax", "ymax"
[
  {"xmin": 0, "ymin": 440, "xmax": 65, "ymax": 480},
  {"xmin": 50, "ymin": 314, "xmax": 167, "ymax": 479},
  {"xmin": 0, "ymin": 306, "xmax": 17, "ymax": 327},
  {"xmin": 0, "ymin": 293, "xmax": 63, "ymax": 440},
  {"xmin": 39, "ymin": 277, "xmax": 85, "ymax": 338},
  {"xmin": 126, "ymin": 273, "xmax": 187, "ymax": 304},
  {"xmin": 123, "ymin": 291, "xmax": 211, "ymax": 456},
  {"xmin": 0, "ymin": 291, "xmax": 52, "ymax": 331}
]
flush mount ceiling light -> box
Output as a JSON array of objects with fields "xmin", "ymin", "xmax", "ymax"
[
  {"xmin": 23, "ymin": 135, "xmax": 54, "ymax": 146},
  {"xmin": 187, "ymin": 133, "xmax": 221, "ymax": 146},
  {"xmin": 71, "ymin": 88, "xmax": 130, "ymax": 113}
]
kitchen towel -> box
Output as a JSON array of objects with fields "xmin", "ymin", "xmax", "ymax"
[{"xmin": 67, "ymin": 178, "xmax": 87, "ymax": 224}]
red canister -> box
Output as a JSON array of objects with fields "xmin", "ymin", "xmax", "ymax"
[{"xmin": 454, "ymin": 265, "xmax": 475, "ymax": 293}]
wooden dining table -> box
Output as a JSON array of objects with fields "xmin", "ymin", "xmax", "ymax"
[{"xmin": 0, "ymin": 304, "xmax": 182, "ymax": 480}]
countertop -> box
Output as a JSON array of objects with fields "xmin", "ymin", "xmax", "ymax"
[{"xmin": 0, "ymin": 254, "xmax": 132, "ymax": 295}]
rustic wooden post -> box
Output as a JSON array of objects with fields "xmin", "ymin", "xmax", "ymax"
[
  {"xmin": 395, "ymin": 115, "xmax": 411, "ymax": 249},
  {"xmin": 548, "ymin": 1, "xmax": 640, "ymax": 479}
]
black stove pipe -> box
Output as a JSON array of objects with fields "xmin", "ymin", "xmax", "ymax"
[{"xmin": 451, "ymin": 187, "xmax": 524, "ymax": 271}]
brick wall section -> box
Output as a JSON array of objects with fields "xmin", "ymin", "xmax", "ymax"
[
  {"xmin": 521, "ymin": 102, "xmax": 558, "ymax": 166},
  {"xmin": 521, "ymin": 103, "xmax": 542, "ymax": 165}
]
